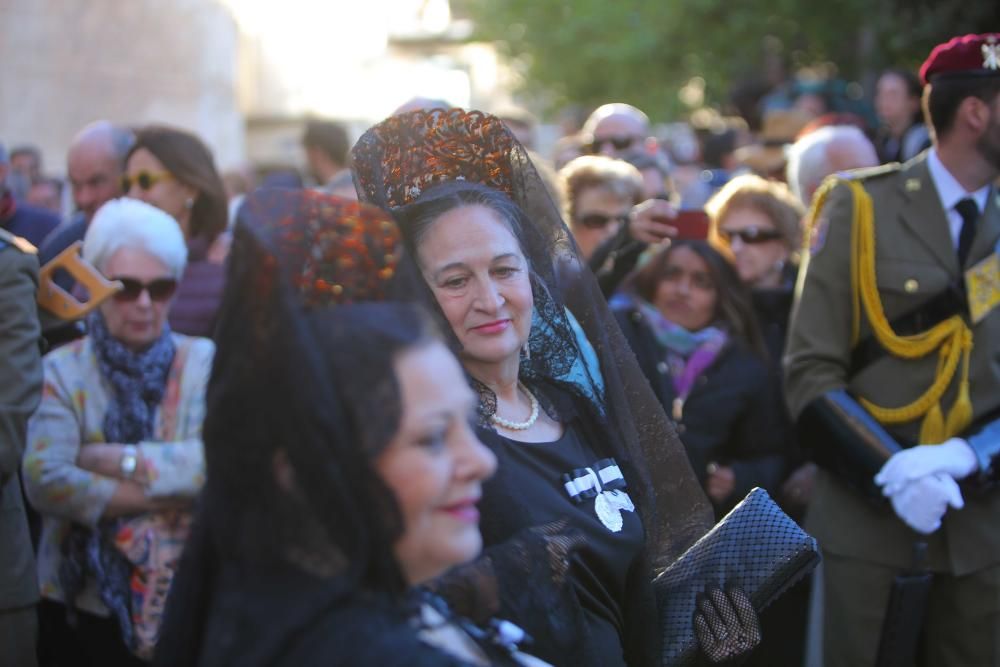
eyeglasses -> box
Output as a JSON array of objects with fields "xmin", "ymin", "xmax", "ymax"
[
  {"xmin": 585, "ymin": 135, "xmax": 638, "ymax": 154},
  {"xmin": 121, "ymin": 171, "xmax": 173, "ymax": 193},
  {"xmin": 575, "ymin": 212, "xmax": 630, "ymax": 230},
  {"xmin": 718, "ymin": 226, "xmax": 785, "ymax": 245},
  {"xmin": 111, "ymin": 276, "xmax": 179, "ymax": 303}
]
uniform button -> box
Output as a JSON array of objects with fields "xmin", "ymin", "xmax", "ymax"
[
  {"xmin": 697, "ymin": 375, "xmax": 708, "ymax": 386},
  {"xmin": 656, "ymin": 361, "xmax": 668, "ymax": 374},
  {"xmin": 904, "ymin": 279, "xmax": 919, "ymax": 293},
  {"xmin": 632, "ymin": 312, "xmax": 642, "ymax": 322}
]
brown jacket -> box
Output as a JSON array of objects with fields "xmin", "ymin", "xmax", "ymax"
[{"xmin": 784, "ymin": 153, "xmax": 1000, "ymax": 575}]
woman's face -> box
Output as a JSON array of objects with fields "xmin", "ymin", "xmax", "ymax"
[
  {"xmin": 98, "ymin": 247, "xmax": 176, "ymax": 350},
  {"xmin": 376, "ymin": 341, "xmax": 497, "ymax": 585},
  {"xmin": 124, "ymin": 148, "xmax": 197, "ymax": 236},
  {"xmin": 717, "ymin": 206, "xmax": 789, "ymax": 288},
  {"xmin": 653, "ymin": 245, "xmax": 718, "ymax": 332},
  {"xmin": 875, "ymin": 72, "xmax": 919, "ymax": 127},
  {"xmin": 570, "ymin": 185, "xmax": 630, "ymax": 260},
  {"xmin": 417, "ymin": 204, "xmax": 534, "ymax": 373}
]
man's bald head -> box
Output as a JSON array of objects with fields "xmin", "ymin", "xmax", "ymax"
[
  {"xmin": 582, "ymin": 103, "xmax": 651, "ymax": 158},
  {"xmin": 67, "ymin": 121, "xmax": 133, "ymax": 222}
]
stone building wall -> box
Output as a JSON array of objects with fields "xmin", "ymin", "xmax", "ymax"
[{"xmin": 0, "ymin": 0, "xmax": 245, "ymax": 173}]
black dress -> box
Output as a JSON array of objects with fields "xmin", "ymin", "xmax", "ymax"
[
  {"xmin": 190, "ymin": 561, "xmax": 535, "ymax": 667},
  {"xmin": 744, "ymin": 282, "xmax": 810, "ymax": 667},
  {"xmin": 477, "ymin": 414, "xmax": 646, "ymax": 667},
  {"xmin": 750, "ymin": 281, "xmax": 802, "ymax": 511}
]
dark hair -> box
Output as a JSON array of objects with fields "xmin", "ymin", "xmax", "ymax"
[
  {"xmin": 203, "ymin": 298, "xmax": 439, "ymax": 594},
  {"xmin": 300, "ymin": 302, "xmax": 442, "ymax": 590},
  {"xmin": 923, "ymin": 76, "xmax": 1000, "ymax": 140},
  {"xmin": 395, "ymin": 180, "xmax": 543, "ymax": 269},
  {"xmin": 881, "ymin": 68, "xmax": 922, "ymax": 100},
  {"xmin": 880, "ymin": 68, "xmax": 924, "ymax": 127},
  {"xmin": 392, "ymin": 180, "xmax": 550, "ymax": 356},
  {"xmin": 303, "ymin": 120, "xmax": 350, "ymax": 167},
  {"xmin": 10, "ymin": 145, "xmax": 41, "ymax": 164},
  {"xmin": 391, "ymin": 179, "xmax": 600, "ymax": 412},
  {"xmin": 701, "ymin": 128, "xmax": 739, "ymax": 169},
  {"xmin": 127, "ymin": 125, "xmax": 228, "ymax": 241},
  {"xmin": 310, "ymin": 303, "xmax": 441, "ymax": 460},
  {"xmin": 629, "ymin": 240, "xmax": 765, "ymax": 357}
]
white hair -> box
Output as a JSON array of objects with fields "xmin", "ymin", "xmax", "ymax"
[
  {"xmin": 786, "ymin": 125, "xmax": 876, "ymax": 206},
  {"xmin": 582, "ymin": 103, "xmax": 650, "ymax": 136},
  {"xmin": 83, "ymin": 198, "xmax": 188, "ymax": 278}
]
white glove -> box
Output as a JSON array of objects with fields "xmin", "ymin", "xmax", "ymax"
[
  {"xmin": 885, "ymin": 473, "xmax": 964, "ymax": 535},
  {"xmin": 874, "ymin": 438, "xmax": 978, "ymax": 495}
]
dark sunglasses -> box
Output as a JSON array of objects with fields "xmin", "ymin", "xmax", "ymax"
[
  {"xmin": 121, "ymin": 171, "xmax": 173, "ymax": 193},
  {"xmin": 718, "ymin": 226, "xmax": 785, "ymax": 245},
  {"xmin": 585, "ymin": 135, "xmax": 637, "ymax": 154},
  {"xmin": 111, "ymin": 276, "xmax": 178, "ymax": 303},
  {"xmin": 576, "ymin": 212, "xmax": 630, "ymax": 230}
]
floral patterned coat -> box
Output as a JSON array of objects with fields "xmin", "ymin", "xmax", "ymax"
[{"xmin": 23, "ymin": 333, "xmax": 213, "ymax": 617}]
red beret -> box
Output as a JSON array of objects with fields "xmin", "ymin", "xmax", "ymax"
[{"xmin": 920, "ymin": 33, "xmax": 1000, "ymax": 86}]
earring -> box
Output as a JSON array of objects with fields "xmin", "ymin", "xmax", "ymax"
[
  {"xmin": 185, "ymin": 198, "xmax": 194, "ymax": 210},
  {"xmin": 521, "ymin": 342, "xmax": 531, "ymax": 361}
]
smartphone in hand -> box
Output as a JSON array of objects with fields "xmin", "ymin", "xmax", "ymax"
[{"xmin": 671, "ymin": 209, "xmax": 710, "ymax": 240}]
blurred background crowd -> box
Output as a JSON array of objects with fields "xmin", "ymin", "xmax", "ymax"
[{"xmin": 2, "ymin": 1, "xmax": 999, "ymax": 666}]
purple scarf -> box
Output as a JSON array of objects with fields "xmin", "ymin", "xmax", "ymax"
[{"xmin": 613, "ymin": 293, "xmax": 728, "ymax": 399}]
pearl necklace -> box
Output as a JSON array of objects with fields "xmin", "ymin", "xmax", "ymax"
[{"xmin": 490, "ymin": 383, "xmax": 540, "ymax": 431}]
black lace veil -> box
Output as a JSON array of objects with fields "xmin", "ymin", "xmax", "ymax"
[
  {"xmin": 352, "ymin": 108, "xmax": 713, "ymax": 569},
  {"xmin": 155, "ymin": 190, "xmax": 414, "ymax": 664}
]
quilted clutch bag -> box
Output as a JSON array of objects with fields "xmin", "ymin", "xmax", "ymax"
[{"xmin": 654, "ymin": 487, "xmax": 820, "ymax": 666}]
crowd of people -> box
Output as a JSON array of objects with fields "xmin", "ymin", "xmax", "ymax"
[{"xmin": 1, "ymin": 30, "xmax": 999, "ymax": 667}]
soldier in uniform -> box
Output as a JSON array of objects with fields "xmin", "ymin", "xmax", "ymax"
[
  {"xmin": 0, "ymin": 227, "xmax": 42, "ymax": 667},
  {"xmin": 786, "ymin": 33, "xmax": 1000, "ymax": 665}
]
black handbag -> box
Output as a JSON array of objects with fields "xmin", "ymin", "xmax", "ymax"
[{"xmin": 654, "ymin": 487, "xmax": 820, "ymax": 666}]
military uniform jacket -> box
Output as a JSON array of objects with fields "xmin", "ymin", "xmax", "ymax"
[
  {"xmin": 0, "ymin": 229, "xmax": 42, "ymax": 609},
  {"xmin": 784, "ymin": 151, "xmax": 1000, "ymax": 575}
]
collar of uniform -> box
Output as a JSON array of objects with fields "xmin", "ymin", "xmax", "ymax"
[{"xmin": 927, "ymin": 147, "xmax": 991, "ymax": 215}]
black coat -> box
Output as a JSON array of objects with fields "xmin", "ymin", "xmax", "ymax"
[
  {"xmin": 613, "ymin": 306, "xmax": 785, "ymax": 515},
  {"xmin": 164, "ymin": 561, "xmax": 512, "ymax": 667},
  {"xmin": 750, "ymin": 283, "xmax": 799, "ymax": 463}
]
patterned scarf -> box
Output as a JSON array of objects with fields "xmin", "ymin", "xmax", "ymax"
[
  {"xmin": 60, "ymin": 313, "xmax": 175, "ymax": 653},
  {"xmin": 89, "ymin": 311, "xmax": 176, "ymax": 444},
  {"xmin": 613, "ymin": 293, "xmax": 728, "ymax": 399}
]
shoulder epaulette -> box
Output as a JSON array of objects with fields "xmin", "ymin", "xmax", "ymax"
[
  {"xmin": 0, "ymin": 228, "xmax": 37, "ymax": 254},
  {"xmin": 838, "ymin": 162, "xmax": 901, "ymax": 182}
]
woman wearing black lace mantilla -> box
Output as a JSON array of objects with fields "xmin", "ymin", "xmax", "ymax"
[
  {"xmin": 154, "ymin": 191, "xmax": 562, "ymax": 666},
  {"xmin": 352, "ymin": 109, "xmax": 763, "ymax": 667}
]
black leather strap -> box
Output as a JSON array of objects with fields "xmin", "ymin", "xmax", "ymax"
[{"xmin": 797, "ymin": 390, "xmax": 902, "ymax": 500}]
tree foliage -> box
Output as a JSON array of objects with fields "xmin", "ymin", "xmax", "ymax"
[{"xmin": 455, "ymin": 0, "xmax": 1000, "ymax": 121}]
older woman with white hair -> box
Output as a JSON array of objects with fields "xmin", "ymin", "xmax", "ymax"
[{"xmin": 24, "ymin": 198, "xmax": 213, "ymax": 665}]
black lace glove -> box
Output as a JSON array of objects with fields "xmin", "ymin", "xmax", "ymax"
[
  {"xmin": 427, "ymin": 518, "xmax": 587, "ymax": 665},
  {"xmin": 428, "ymin": 518, "xmax": 585, "ymax": 622},
  {"xmin": 693, "ymin": 585, "xmax": 761, "ymax": 663}
]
